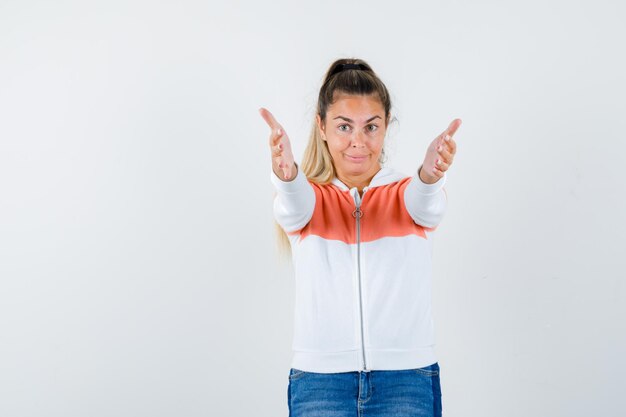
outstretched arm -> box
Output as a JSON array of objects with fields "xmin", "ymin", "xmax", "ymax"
[
  {"xmin": 260, "ymin": 107, "xmax": 315, "ymax": 232},
  {"xmin": 404, "ymin": 119, "xmax": 461, "ymax": 228}
]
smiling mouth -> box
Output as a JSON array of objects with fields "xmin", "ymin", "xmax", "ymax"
[{"xmin": 345, "ymin": 154, "xmax": 369, "ymax": 160}]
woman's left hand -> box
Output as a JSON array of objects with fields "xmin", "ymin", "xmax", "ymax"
[{"xmin": 419, "ymin": 119, "xmax": 462, "ymax": 184}]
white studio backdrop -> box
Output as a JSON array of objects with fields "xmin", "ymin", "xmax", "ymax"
[{"xmin": 1, "ymin": 0, "xmax": 624, "ymax": 416}]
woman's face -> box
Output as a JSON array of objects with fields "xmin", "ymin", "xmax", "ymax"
[{"xmin": 316, "ymin": 92, "xmax": 388, "ymax": 181}]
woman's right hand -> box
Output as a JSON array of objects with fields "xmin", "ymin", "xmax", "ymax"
[{"xmin": 259, "ymin": 107, "xmax": 297, "ymax": 181}]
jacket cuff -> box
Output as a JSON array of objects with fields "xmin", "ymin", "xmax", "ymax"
[
  {"xmin": 412, "ymin": 164, "xmax": 447, "ymax": 195},
  {"xmin": 270, "ymin": 163, "xmax": 306, "ymax": 192}
]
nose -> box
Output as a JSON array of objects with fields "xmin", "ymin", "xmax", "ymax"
[{"xmin": 351, "ymin": 131, "xmax": 366, "ymax": 148}]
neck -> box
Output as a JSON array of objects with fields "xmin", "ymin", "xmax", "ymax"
[{"xmin": 336, "ymin": 165, "xmax": 382, "ymax": 194}]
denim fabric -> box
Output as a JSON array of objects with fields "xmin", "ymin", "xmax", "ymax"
[{"xmin": 287, "ymin": 362, "xmax": 442, "ymax": 417}]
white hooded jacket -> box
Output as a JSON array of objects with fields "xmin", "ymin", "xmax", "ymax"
[{"xmin": 271, "ymin": 163, "xmax": 447, "ymax": 373}]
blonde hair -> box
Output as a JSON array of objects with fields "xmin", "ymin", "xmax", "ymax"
[{"xmin": 273, "ymin": 58, "xmax": 394, "ymax": 258}]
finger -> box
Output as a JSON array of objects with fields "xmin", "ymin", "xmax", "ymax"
[
  {"xmin": 437, "ymin": 143, "xmax": 454, "ymax": 163},
  {"xmin": 272, "ymin": 143, "xmax": 283, "ymax": 157},
  {"xmin": 431, "ymin": 163, "xmax": 445, "ymax": 177},
  {"xmin": 444, "ymin": 136, "xmax": 457, "ymax": 155},
  {"xmin": 445, "ymin": 118, "xmax": 462, "ymax": 138},
  {"xmin": 259, "ymin": 107, "xmax": 279, "ymax": 130},
  {"xmin": 277, "ymin": 159, "xmax": 287, "ymax": 170},
  {"xmin": 435, "ymin": 157, "xmax": 450, "ymax": 171},
  {"xmin": 272, "ymin": 129, "xmax": 285, "ymax": 147},
  {"xmin": 438, "ymin": 118, "xmax": 462, "ymax": 141},
  {"xmin": 259, "ymin": 107, "xmax": 285, "ymax": 144},
  {"xmin": 281, "ymin": 159, "xmax": 294, "ymax": 180},
  {"xmin": 439, "ymin": 136, "xmax": 456, "ymax": 156},
  {"xmin": 277, "ymin": 156, "xmax": 293, "ymax": 169}
]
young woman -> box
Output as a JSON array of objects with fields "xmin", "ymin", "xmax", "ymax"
[{"xmin": 259, "ymin": 58, "xmax": 460, "ymax": 417}]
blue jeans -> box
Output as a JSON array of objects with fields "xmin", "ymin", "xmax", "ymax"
[{"xmin": 287, "ymin": 362, "xmax": 442, "ymax": 417}]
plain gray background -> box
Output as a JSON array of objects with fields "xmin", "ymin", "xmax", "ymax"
[{"xmin": 1, "ymin": 0, "xmax": 624, "ymax": 416}]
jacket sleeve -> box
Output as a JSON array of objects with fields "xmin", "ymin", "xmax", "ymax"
[
  {"xmin": 403, "ymin": 164, "xmax": 448, "ymax": 228},
  {"xmin": 270, "ymin": 163, "xmax": 315, "ymax": 233}
]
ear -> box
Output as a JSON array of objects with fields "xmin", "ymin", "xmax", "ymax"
[{"xmin": 316, "ymin": 114, "xmax": 326, "ymax": 141}]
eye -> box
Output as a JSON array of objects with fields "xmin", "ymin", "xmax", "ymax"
[
  {"xmin": 367, "ymin": 124, "xmax": 378, "ymax": 132},
  {"xmin": 338, "ymin": 124, "xmax": 351, "ymax": 132}
]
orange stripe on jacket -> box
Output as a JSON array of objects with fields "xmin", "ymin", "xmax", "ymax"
[{"xmin": 292, "ymin": 178, "xmax": 435, "ymax": 243}]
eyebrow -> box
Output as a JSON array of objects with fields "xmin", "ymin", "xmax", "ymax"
[{"xmin": 333, "ymin": 115, "xmax": 382, "ymax": 123}]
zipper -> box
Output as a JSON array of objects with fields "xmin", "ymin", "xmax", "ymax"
[{"xmin": 352, "ymin": 186, "xmax": 369, "ymax": 371}]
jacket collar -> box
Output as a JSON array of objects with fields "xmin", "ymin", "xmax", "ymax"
[{"xmin": 331, "ymin": 166, "xmax": 407, "ymax": 191}]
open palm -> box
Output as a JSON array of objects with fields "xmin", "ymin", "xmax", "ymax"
[
  {"xmin": 259, "ymin": 107, "xmax": 296, "ymax": 181},
  {"xmin": 421, "ymin": 119, "xmax": 461, "ymax": 184}
]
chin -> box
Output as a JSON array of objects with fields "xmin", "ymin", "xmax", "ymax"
[{"xmin": 344, "ymin": 164, "xmax": 373, "ymax": 175}]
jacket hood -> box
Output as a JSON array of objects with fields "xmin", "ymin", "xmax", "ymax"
[{"xmin": 330, "ymin": 166, "xmax": 409, "ymax": 191}]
